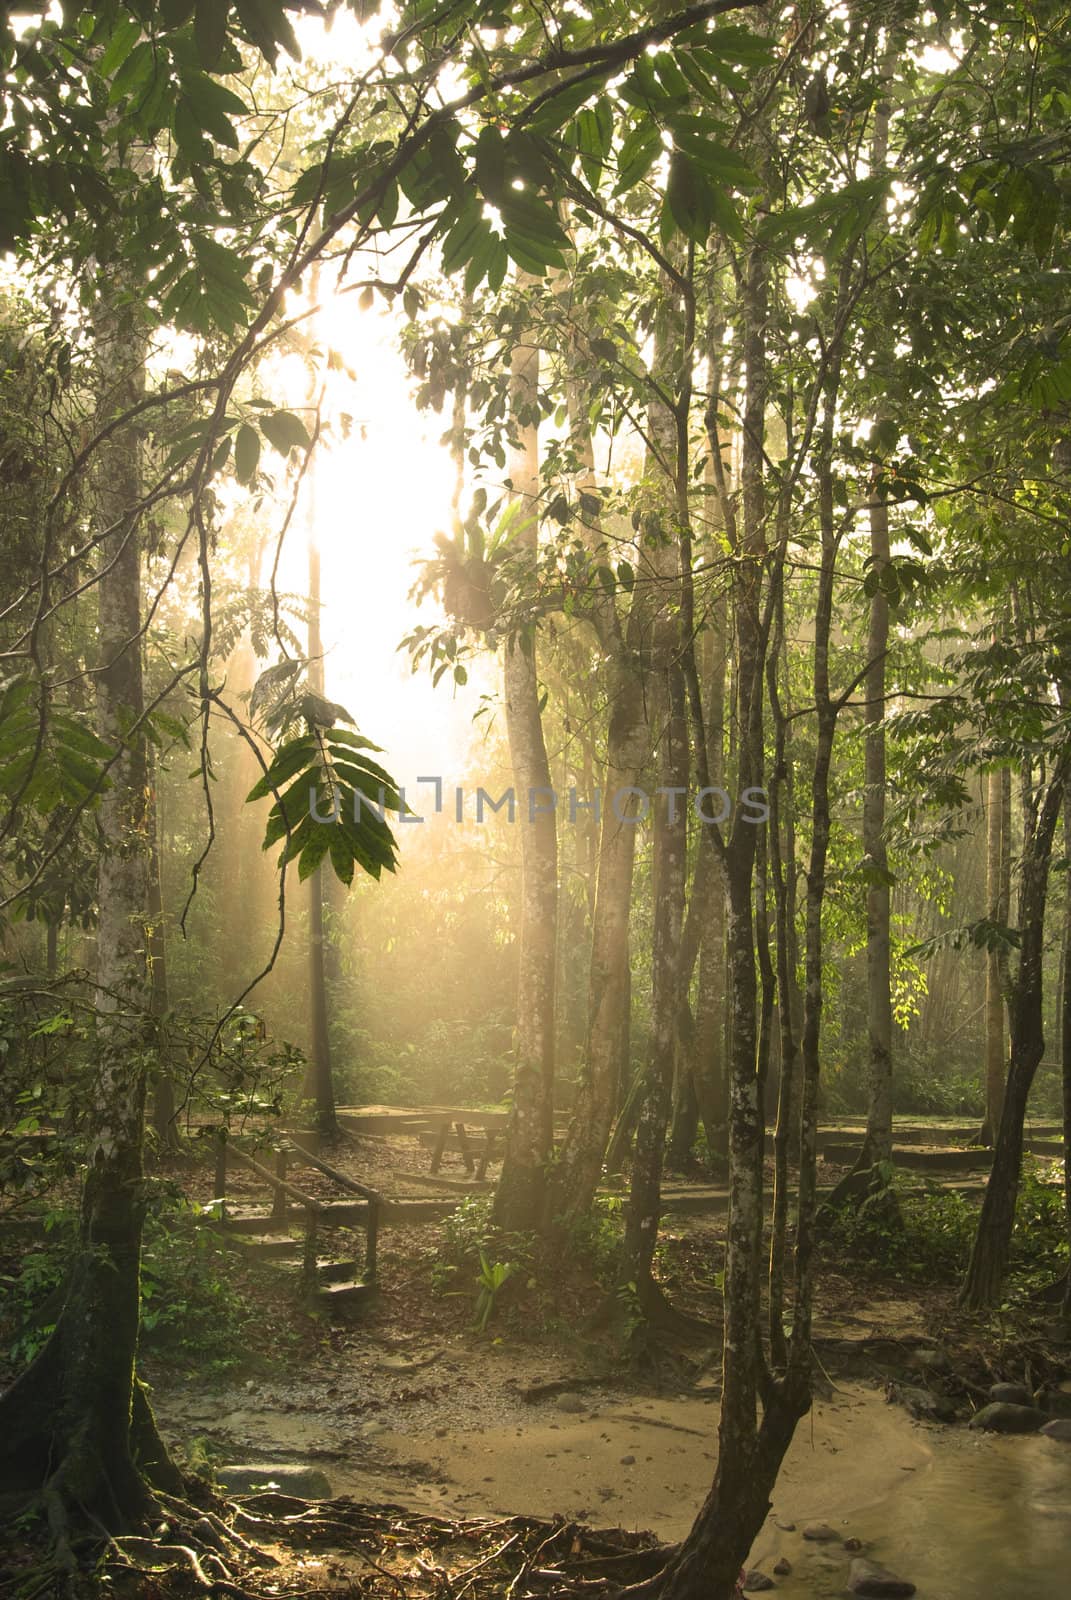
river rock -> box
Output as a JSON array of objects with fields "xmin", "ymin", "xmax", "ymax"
[
  {"xmin": 742, "ymin": 1574, "xmax": 774, "ymax": 1593},
  {"xmin": 848, "ymin": 1557, "xmax": 916, "ymax": 1596},
  {"xmin": 216, "ymin": 1463, "xmax": 332, "ymax": 1498},
  {"xmin": 1036, "ymin": 1387, "xmax": 1071, "ymax": 1418},
  {"xmin": 988, "ymin": 1382, "xmax": 1032, "ymax": 1406},
  {"xmin": 909, "ymin": 1347, "xmax": 951, "ymax": 1375},
  {"xmin": 802, "ymin": 1522, "xmax": 839, "ymax": 1542},
  {"xmin": 1040, "ymin": 1419, "xmax": 1071, "ymax": 1443},
  {"xmin": 896, "ymin": 1384, "xmax": 958, "ymax": 1423},
  {"xmin": 969, "ymin": 1402, "xmax": 1047, "ymax": 1433}
]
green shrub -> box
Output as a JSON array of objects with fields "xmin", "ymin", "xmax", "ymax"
[{"xmin": 2, "ymin": 1196, "xmax": 249, "ymax": 1376}]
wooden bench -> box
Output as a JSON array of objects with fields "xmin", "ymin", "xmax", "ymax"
[{"xmin": 418, "ymin": 1120, "xmax": 499, "ymax": 1180}]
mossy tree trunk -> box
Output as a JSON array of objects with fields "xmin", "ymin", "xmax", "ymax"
[
  {"xmin": 961, "ymin": 760, "xmax": 1067, "ymax": 1308},
  {"xmin": 0, "ymin": 275, "xmax": 180, "ymax": 1528}
]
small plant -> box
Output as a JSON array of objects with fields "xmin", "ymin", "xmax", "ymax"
[
  {"xmin": 473, "ymin": 1250, "xmax": 515, "ymax": 1332},
  {"xmin": 565, "ymin": 1194, "xmax": 625, "ymax": 1283},
  {"xmin": 443, "ymin": 1193, "xmax": 495, "ymax": 1260},
  {"xmin": 430, "ymin": 1259, "xmax": 458, "ymax": 1295}
]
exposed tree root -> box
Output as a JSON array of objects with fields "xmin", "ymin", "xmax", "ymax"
[{"xmin": 2, "ymin": 1494, "xmax": 676, "ymax": 1600}]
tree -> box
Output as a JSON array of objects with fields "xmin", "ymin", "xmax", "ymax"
[{"xmin": 495, "ymin": 306, "xmax": 559, "ymax": 1233}]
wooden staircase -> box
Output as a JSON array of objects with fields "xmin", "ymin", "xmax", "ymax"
[{"xmin": 206, "ymin": 1136, "xmax": 380, "ymax": 1318}]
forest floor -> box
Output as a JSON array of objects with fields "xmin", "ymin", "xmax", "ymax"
[
  {"xmin": 2, "ymin": 1118, "xmax": 1068, "ymax": 1597},
  {"xmin": 131, "ymin": 1118, "xmax": 1069, "ymax": 1598}
]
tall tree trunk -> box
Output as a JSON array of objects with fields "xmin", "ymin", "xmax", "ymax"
[
  {"xmin": 1062, "ymin": 786, "xmax": 1071, "ymax": 1320},
  {"xmin": 692, "ymin": 595, "xmax": 729, "ymax": 1158},
  {"xmin": 301, "ymin": 267, "xmax": 338, "ymax": 1140},
  {"xmin": 982, "ymin": 763, "xmax": 1007, "ymax": 1144},
  {"xmin": 0, "ymin": 254, "xmax": 179, "ymax": 1522},
  {"xmin": 617, "ymin": 260, "xmax": 690, "ymax": 1304},
  {"xmin": 620, "ymin": 663, "xmax": 688, "ymax": 1299},
  {"xmin": 495, "ymin": 318, "xmax": 557, "ymax": 1232},
  {"xmin": 859, "ymin": 483, "xmax": 893, "ymax": 1166},
  {"xmin": 148, "ymin": 769, "xmax": 178, "ymax": 1149},
  {"xmin": 961, "ymin": 763, "xmax": 1067, "ymax": 1307},
  {"xmin": 550, "ymin": 308, "xmax": 651, "ymax": 1225},
  {"xmin": 659, "ymin": 236, "xmax": 812, "ymax": 1600},
  {"xmin": 858, "ymin": 43, "xmax": 896, "ymax": 1171},
  {"xmin": 766, "ymin": 573, "xmax": 800, "ymax": 1365}
]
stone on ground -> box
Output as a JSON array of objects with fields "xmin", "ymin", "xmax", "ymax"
[
  {"xmin": 988, "ymin": 1382, "xmax": 1032, "ymax": 1406},
  {"xmin": 847, "ymin": 1556, "xmax": 917, "ymax": 1596},
  {"xmin": 969, "ymin": 1402, "xmax": 1047, "ymax": 1433}
]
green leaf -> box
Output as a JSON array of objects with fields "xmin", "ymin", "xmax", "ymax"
[
  {"xmin": 108, "ymin": 40, "xmax": 154, "ymax": 104},
  {"xmin": 328, "ymin": 828, "xmax": 355, "ymax": 885},
  {"xmin": 195, "ymin": 0, "xmax": 229, "ymax": 67},
  {"xmin": 246, "ymin": 735, "xmax": 317, "ymax": 802},
  {"xmin": 297, "ymin": 827, "xmax": 332, "ymax": 881},
  {"xmin": 260, "ymin": 410, "xmax": 310, "ymax": 456},
  {"xmin": 235, "ymin": 424, "xmax": 261, "ymax": 483},
  {"xmin": 614, "ymin": 123, "xmax": 662, "ymax": 195},
  {"xmin": 235, "ymin": 0, "xmax": 300, "ymax": 64},
  {"xmin": 97, "ymin": 17, "xmax": 142, "ymax": 79}
]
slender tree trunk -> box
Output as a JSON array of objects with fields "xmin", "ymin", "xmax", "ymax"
[
  {"xmin": 620, "ymin": 663, "xmax": 688, "ymax": 1300},
  {"xmin": 496, "ymin": 318, "xmax": 557, "ymax": 1232},
  {"xmin": 550, "ymin": 309, "xmax": 651, "ymax": 1224},
  {"xmin": 693, "ymin": 596, "xmax": 729, "ymax": 1157},
  {"xmin": 982, "ymin": 763, "xmax": 1007, "ymax": 1143},
  {"xmin": 859, "ymin": 483, "xmax": 893, "ymax": 1166},
  {"xmin": 1062, "ymin": 787, "xmax": 1071, "ymax": 1319},
  {"xmin": 660, "ymin": 236, "xmax": 812, "ymax": 1600},
  {"xmin": 766, "ymin": 575, "xmax": 799, "ymax": 1366},
  {"xmin": 858, "ymin": 44, "xmax": 897, "ymax": 1171},
  {"xmin": 301, "ymin": 268, "xmax": 338, "ymax": 1140},
  {"xmin": 550, "ymin": 655, "xmax": 647, "ymax": 1223},
  {"xmin": 148, "ymin": 769, "xmax": 178, "ymax": 1149},
  {"xmin": 961, "ymin": 764, "xmax": 1067, "ymax": 1307}
]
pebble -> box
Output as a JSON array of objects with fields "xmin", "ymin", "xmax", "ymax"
[
  {"xmin": 620, "ymin": 1455, "xmax": 636, "ymax": 1466},
  {"xmin": 742, "ymin": 1573, "xmax": 774, "ymax": 1593},
  {"xmin": 1040, "ymin": 1418, "xmax": 1071, "ymax": 1444},
  {"xmin": 556, "ymin": 1393, "xmax": 585, "ymax": 1414},
  {"xmin": 802, "ymin": 1523, "xmax": 840, "ymax": 1542},
  {"xmin": 844, "ymin": 1537, "xmax": 864, "ymax": 1551},
  {"xmin": 847, "ymin": 1557, "xmax": 916, "ymax": 1596}
]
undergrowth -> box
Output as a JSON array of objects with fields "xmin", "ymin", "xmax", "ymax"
[
  {"xmin": 821, "ymin": 1160, "xmax": 1068, "ymax": 1294},
  {"xmin": 1, "ymin": 1194, "xmax": 249, "ymax": 1374}
]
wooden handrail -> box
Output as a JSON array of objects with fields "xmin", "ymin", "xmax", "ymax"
[
  {"xmin": 284, "ymin": 1141, "xmax": 381, "ymax": 1203},
  {"xmin": 224, "ymin": 1142, "xmax": 324, "ymax": 1214}
]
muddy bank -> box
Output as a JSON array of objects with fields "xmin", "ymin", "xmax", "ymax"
[{"xmin": 157, "ymin": 1353, "xmax": 1071, "ymax": 1598}]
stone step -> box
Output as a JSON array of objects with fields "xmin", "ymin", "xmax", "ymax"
[
  {"xmin": 228, "ymin": 1233, "xmax": 301, "ymax": 1259},
  {"xmin": 317, "ymin": 1279, "xmax": 374, "ymax": 1317}
]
